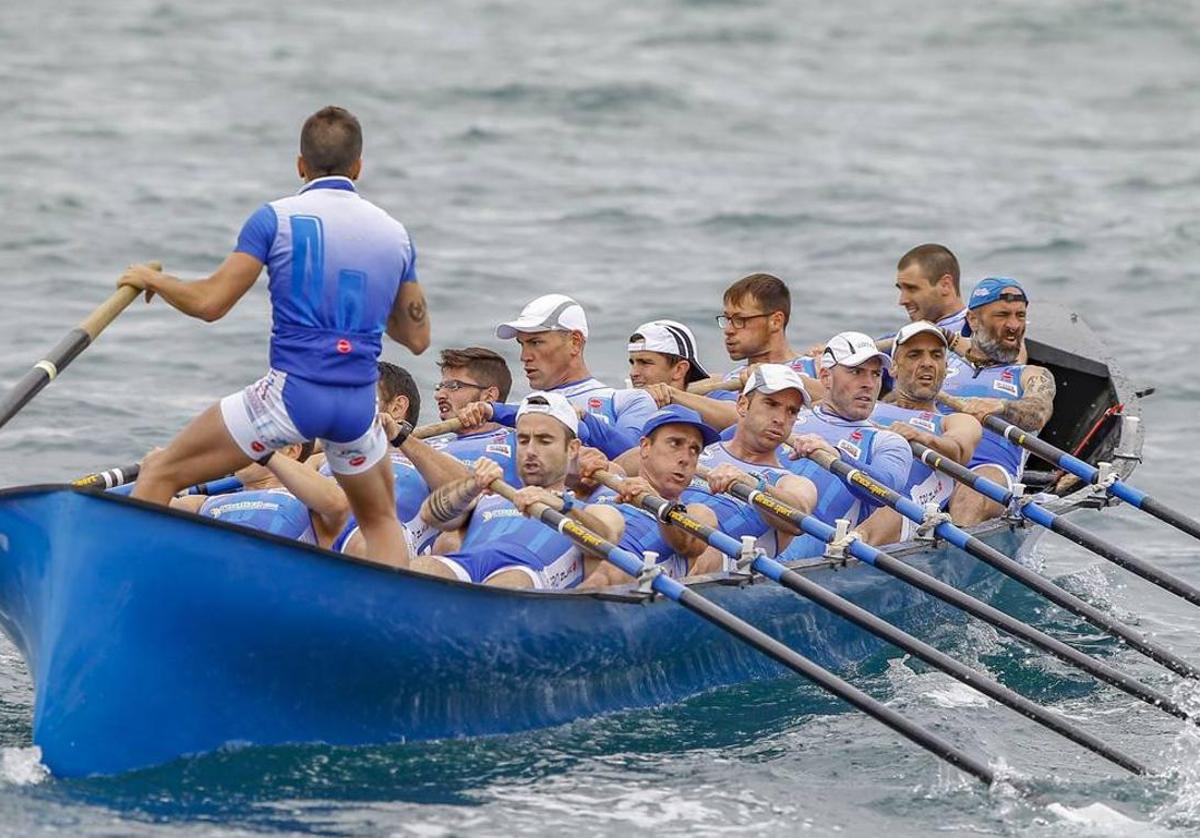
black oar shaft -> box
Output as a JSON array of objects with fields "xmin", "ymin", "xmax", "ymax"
[
  {"xmin": 0, "ymin": 284, "xmax": 142, "ymax": 431},
  {"xmin": 754, "ymin": 459, "xmax": 1194, "ymax": 722},
  {"xmin": 979, "ymin": 413, "xmax": 1200, "ymax": 544},
  {"xmin": 488, "ymin": 479, "xmax": 1001, "ymax": 787},
  {"xmin": 911, "ymin": 442, "xmax": 1200, "ymax": 680},
  {"xmin": 603, "ymin": 473, "xmax": 1145, "ymax": 774},
  {"xmin": 72, "ymin": 462, "xmax": 141, "ymax": 491}
]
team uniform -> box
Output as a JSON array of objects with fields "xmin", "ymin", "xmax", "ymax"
[
  {"xmin": 682, "ymin": 443, "xmax": 790, "ymax": 558},
  {"xmin": 327, "ymin": 449, "xmax": 435, "ymax": 554},
  {"xmin": 708, "ymin": 356, "xmax": 819, "ymax": 403},
  {"xmin": 550, "ymin": 378, "xmax": 657, "ymax": 458},
  {"xmin": 941, "ymin": 355, "xmax": 1029, "ymax": 489},
  {"xmin": 937, "ymin": 307, "xmax": 969, "ymax": 336},
  {"xmin": 589, "ymin": 487, "xmax": 690, "ymax": 579},
  {"xmin": 221, "ymin": 176, "xmax": 417, "ymax": 474},
  {"xmin": 431, "ymin": 494, "xmax": 585, "ymax": 589},
  {"xmin": 199, "ymin": 488, "xmax": 317, "ymax": 545},
  {"xmin": 426, "ymin": 427, "xmax": 520, "ymax": 486},
  {"xmin": 870, "ymin": 401, "xmax": 957, "ymax": 542}
]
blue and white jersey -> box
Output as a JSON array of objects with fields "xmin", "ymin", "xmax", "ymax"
[
  {"xmin": 552, "ymin": 377, "xmax": 657, "ymax": 458},
  {"xmin": 791, "ymin": 406, "xmax": 912, "ymax": 498},
  {"xmin": 453, "ymin": 493, "xmax": 585, "ymax": 588},
  {"xmin": 323, "ymin": 449, "xmax": 429, "ymax": 522},
  {"xmin": 199, "ymin": 488, "xmax": 317, "ymax": 545},
  {"xmin": 426, "ymin": 426, "xmax": 520, "ymax": 486},
  {"xmin": 682, "ymin": 443, "xmax": 789, "ymax": 557},
  {"xmin": 589, "ymin": 487, "xmax": 690, "ymax": 579},
  {"xmin": 870, "ymin": 401, "xmax": 954, "ymax": 509},
  {"xmin": 937, "ymin": 306, "xmax": 970, "ymax": 337},
  {"xmin": 235, "ymin": 176, "xmax": 417, "ymax": 387},
  {"xmin": 709, "ymin": 356, "xmax": 818, "ymax": 402},
  {"xmin": 942, "ymin": 355, "xmax": 1029, "ymax": 477}
]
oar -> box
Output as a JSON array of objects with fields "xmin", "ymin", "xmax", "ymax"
[
  {"xmin": 941, "ymin": 396, "xmax": 1200, "ymax": 543},
  {"xmin": 589, "ymin": 470, "xmax": 1145, "ymax": 775},
  {"xmin": 903, "ymin": 438, "xmax": 1200, "ymax": 679},
  {"xmin": 685, "ymin": 377, "xmax": 742, "ymax": 395},
  {"xmin": 72, "ymin": 462, "xmax": 141, "ymax": 491},
  {"xmin": 484, "ymin": 478, "xmax": 1004, "ymax": 788},
  {"xmin": 0, "ymin": 265, "xmax": 159, "ymax": 431},
  {"xmin": 706, "ymin": 458, "xmax": 1197, "ymax": 723}
]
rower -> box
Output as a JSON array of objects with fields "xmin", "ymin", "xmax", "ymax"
[
  {"xmin": 940, "ymin": 278, "xmax": 1055, "ymax": 526},
  {"xmin": 117, "ymin": 106, "xmax": 427, "ymax": 568},
  {"xmin": 860, "ymin": 321, "xmax": 983, "ymax": 544},
  {"xmin": 576, "ymin": 406, "xmax": 726, "ymax": 587},
  {"xmin": 424, "ymin": 346, "xmax": 518, "ymax": 482},
  {"xmin": 626, "ymin": 319, "xmax": 710, "ymax": 389},
  {"xmin": 646, "ymin": 274, "xmax": 821, "ymax": 430},
  {"xmin": 495, "ymin": 294, "xmax": 657, "ymax": 458},
  {"xmin": 687, "ymin": 365, "xmax": 818, "ymax": 557},
  {"xmin": 172, "ymin": 441, "xmax": 329, "ymax": 546},
  {"xmin": 774, "ymin": 333, "xmax": 914, "ymax": 557},
  {"xmin": 411, "ymin": 393, "xmax": 625, "ymax": 589},
  {"xmin": 894, "ymin": 244, "xmax": 969, "ymax": 336}
]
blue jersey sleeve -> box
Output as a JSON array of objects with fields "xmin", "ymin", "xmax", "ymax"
[
  {"xmin": 401, "ymin": 241, "xmax": 418, "ymax": 283},
  {"xmin": 839, "ymin": 431, "xmax": 913, "ymax": 510},
  {"xmin": 234, "ymin": 204, "xmax": 277, "ymax": 263},
  {"xmin": 578, "ymin": 412, "xmax": 635, "ymax": 458}
]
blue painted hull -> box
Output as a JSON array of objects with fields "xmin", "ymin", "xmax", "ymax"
[{"xmin": 0, "ymin": 486, "xmax": 1036, "ymax": 778}]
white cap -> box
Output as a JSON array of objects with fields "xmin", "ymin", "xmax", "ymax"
[
  {"xmin": 627, "ymin": 319, "xmax": 709, "ymax": 383},
  {"xmin": 820, "ymin": 331, "xmax": 893, "ymax": 370},
  {"xmin": 515, "ymin": 391, "xmax": 579, "ymax": 436},
  {"xmin": 741, "ymin": 363, "xmax": 812, "ymax": 406},
  {"xmin": 496, "ymin": 294, "xmax": 589, "ymax": 340},
  {"xmin": 894, "ymin": 320, "xmax": 950, "ymax": 348}
]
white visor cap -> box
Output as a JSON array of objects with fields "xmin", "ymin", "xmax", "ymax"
[
  {"xmin": 741, "ymin": 363, "xmax": 812, "ymax": 406},
  {"xmin": 496, "ymin": 294, "xmax": 589, "ymax": 340},
  {"xmin": 820, "ymin": 331, "xmax": 893, "ymax": 370},
  {"xmin": 894, "ymin": 320, "xmax": 950, "ymax": 348},
  {"xmin": 515, "ymin": 391, "xmax": 579, "ymax": 436}
]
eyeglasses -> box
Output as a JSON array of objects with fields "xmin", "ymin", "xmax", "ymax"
[
  {"xmin": 715, "ymin": 312, "xmax": 772, "ymax": 329},
  {"xmin": 434, "ymin": 379, "xmax": 485, "ymax": 393}
]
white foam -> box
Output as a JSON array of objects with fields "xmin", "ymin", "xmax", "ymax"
[
  {"xmin": 922, "ymin": 680, "xmax": 991, "ymax": 710},
  {"xmin": 0, "ymin": 746, "xmax": 48, "ymax": 785},
  {"xmin": 1047, "ymin": 801, "xmax": 1149, "ymax": 833}
]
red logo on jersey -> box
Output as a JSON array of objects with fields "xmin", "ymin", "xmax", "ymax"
[
  {"xmin": 336, "ymin": 339, "xmax": 352, "ymax": 354},
  {"xmin": 1000, "ymin": 370, "xmax": 1013, "ymax": 381},
  {"xmin": 250, "ymin": 441, "xmax": 266, "ymax": 453},
  {"xmin": 850, "ymin": 430, "xmax": 864, "ymax": 441},
  {"xmin": 349, "ymin": 455, "xmax": 366, "ymax": 467},
  {"xmin": 588, "ymin": 398, "xmax": 603, "ymax": 410}
]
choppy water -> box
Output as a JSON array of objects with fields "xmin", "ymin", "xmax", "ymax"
[{"xmin": 1, "ymin": 0, "xmax": 1199, "ymax": 834}]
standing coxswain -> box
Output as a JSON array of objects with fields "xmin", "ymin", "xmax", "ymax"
[
  {"xmin": 116, "ymin": 106, "xmax": 428, "ymax": 568},
  {"xmin": 494, "ymin": 293, "xmax": 657, "ymax": 458}
]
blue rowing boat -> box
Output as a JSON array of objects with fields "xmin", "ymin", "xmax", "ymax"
[{"xmin": 0, "ymin": 305, "xmax": 1144, "ymax": 777}]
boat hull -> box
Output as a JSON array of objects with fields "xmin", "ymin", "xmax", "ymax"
[{"xmin": 0, "ymin": 487, "xmax": 1031, "ymax": 777}]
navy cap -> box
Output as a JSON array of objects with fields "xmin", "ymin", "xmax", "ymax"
[
  {"xmin": 641, "ymin": 405, "xmax": 720, "ymax": 447},
  {"xmin": 968, "ymin": 277, "xmax": 1028, "ymax": 310}
]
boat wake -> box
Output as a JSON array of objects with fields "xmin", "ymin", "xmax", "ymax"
[{"xmin": 0, "ymin": 747, "xmax": 47, "ymax": 786}]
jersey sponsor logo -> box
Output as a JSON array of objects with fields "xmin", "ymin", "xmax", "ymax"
[
  {"xmin": 485, "ymin": 443, "xmax": 512, "ymax": 457},
  {"xmin": 588, "ymin": 397, "xmax": 603, "ymax": 411},
  {"xmin": 480, "ymin": 507, "xmax": 522, "ymax": 522},
  {"xmin": 993, "ymin": 378, "xmax": 1019, "ymax": 396},
  {"xmin": 250, "ymin": 441, "xmax": 266, "ymax": 453},
  {"xmin": 336, "ymin": 339, "xmax": 352, "ymax": 354},
  {"xmin": 836, "ymin": 439, "xmax": 862, "ymax": 460},
  {"xmin": 849, "ymin": 429, "xmax": 864, "ymax": 441},
  {"xmin": 349, "ymin": 454, "xmax": 367, "ymax": 467},
  {"xmin": 909, "ymin": 417, "xmax": 937, "ymax": 432}
]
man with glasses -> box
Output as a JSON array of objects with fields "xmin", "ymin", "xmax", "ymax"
[
  {"xmin": 939, "ymin": 278, "xmax": 1055, "ymax": 525},
  {"xmin": 426, "ymin": 347, "xmax": 520, "ymax": 483}
]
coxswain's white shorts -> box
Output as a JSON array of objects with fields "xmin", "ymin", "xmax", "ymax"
[{"xmin": 220, "ymin": 368, "xmax": 388, "ymax": 476}]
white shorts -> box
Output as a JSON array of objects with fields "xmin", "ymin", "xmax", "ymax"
[{"xmin": 220, "ymin": 369, "xmax": 388, "ymax": 476}]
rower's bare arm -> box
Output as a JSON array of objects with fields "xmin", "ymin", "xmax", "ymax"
[
  {"xmin": 574, "ymin": 504, "xmax": 625, "ymax": 545},
  {"xmin": 117, "ymin": 254, "xmax": 263, "ymax": 322},
  {"xmin": 421, "ymin": 475, "xmax": 481, "ymax": 532},
  {"xmin": 665, "ymin": 388, "xmax": 739, "ymax": 431},
  {"xmin": 169, "ymin": 494, "xmax": 206, "ymax": 513},
  {"xmin": 400, "ymin": 435, "xmax": 469, "ymax": 490},
  {"xmin": 1003, "ymin": 366, "xmax": 1056, "ymax": 432},
  {"xmin": 386, "ymin": 281, "xmax": 430, "ymax": 354},
  {"xmin": 266, "ymin": 454, "xmax": 348, "ymax": 520},
  {"xmin": 923, "ymin": 413, "xmax": 982, "ymax": 464},
  {"xmin": 761, "ymin": 475, "xmax": 817, "ymax": 535}
]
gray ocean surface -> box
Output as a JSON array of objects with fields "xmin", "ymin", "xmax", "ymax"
[{"xmin": 1, "ymin": 0, "xmax": 1200, "ymax": 834}]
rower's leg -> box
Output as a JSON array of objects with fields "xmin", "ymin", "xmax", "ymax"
[
  {"xmin": 483, "ymin": 568, "xmax": 538, "ymax": 589},
  {"xmin": 133, "ymin": 403, "xmax": 250, "ymax": 504},
  {"xmin": 410, "ymin": 555, "xmax": 461, "ymax": 579},
  {"xmin": 334, "ymin": 459, "xmax": 410, "ymax": 569},
  {"xmin": 856, "ymin": 506, "xmax": 904, "ymax": 546},
  {"xmin": 948, "ymin": 465, "xmax": 1008, "ymax": 526}
]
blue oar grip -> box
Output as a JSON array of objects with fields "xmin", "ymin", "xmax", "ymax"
[{"xmin": 1110, "ymin": 480, "xmax": 1148, "ymax": 508}]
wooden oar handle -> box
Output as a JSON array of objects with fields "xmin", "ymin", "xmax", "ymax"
[
  {"xmin": 686, "ymin": 377, "xmax": 742, "ymax": 395},
  {"xmin": 84, "ymin": 262, "xmax": 161, "ymax": 339},
  {"xmin": 413, "ymin": 417, "xmax": 463, "ymax": 439}
]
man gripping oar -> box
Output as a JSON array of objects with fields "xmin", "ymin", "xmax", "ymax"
[{"xmin": 116, "ymin": 106, "xmax": 429, "ymax": 568}]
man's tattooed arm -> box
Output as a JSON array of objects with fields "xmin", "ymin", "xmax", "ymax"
[
  {"xmin": 421, "ymin": 477, "xmax": 481, "ymax": 530},
  {"xmin": 1001, "ymin": 366, "xmax": 1056, "ymax": 431},
  {"xmin": 407, "ymin": 298, "xmax": 426, "ymax": 325}
]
